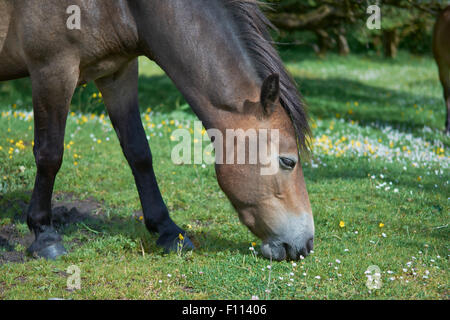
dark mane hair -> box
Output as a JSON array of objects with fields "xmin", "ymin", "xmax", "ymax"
[{"xmin": 224, "ymin": 0, "xmax": 311, "ymax": 153}]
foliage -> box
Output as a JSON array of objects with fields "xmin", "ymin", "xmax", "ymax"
[{"xmin": 266, "ymin": 0, "xmax": 449, "ymax": 56}]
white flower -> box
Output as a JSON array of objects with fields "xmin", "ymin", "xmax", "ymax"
[
  {"xmin": 336, "ymin": 259, "xmax": 341, "ymax": 264},
  {"xmin": 314, "ymin": 276, "xmax": 321, "ymax": 280}
]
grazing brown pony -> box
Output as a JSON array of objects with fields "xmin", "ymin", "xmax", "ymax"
[
  {"xmin": 0, "ymin": 0, "xmax": 313, "ymax": 261},
  {"xmin": 434, "ymin": 5, "xmax": 450, "ymax": 133}
]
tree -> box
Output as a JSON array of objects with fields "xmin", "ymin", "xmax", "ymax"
[{"xmin": 265, "ymin": 0, "xmax": 448, "ymax": 58}]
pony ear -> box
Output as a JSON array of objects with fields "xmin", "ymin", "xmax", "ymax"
[{"xmin": 260, "ymin": 74, "xmax": 280, "ymax": 116}]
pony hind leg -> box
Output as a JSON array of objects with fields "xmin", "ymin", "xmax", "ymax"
[
  {"xmin": 26, "ymin": 58, "xmax": 79, "ymax": 259},
  {"xmin": 444, "ymin": 88, "xmax": 450, "ymax": 134},
  {"xmin": 437, "ymin": 62, "xmax": 450, "ymax": 133},
  {"xmin": 95, "ymin": 59, "xmax": 194, "ymax": 253}
]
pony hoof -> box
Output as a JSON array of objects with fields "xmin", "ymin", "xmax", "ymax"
[
  {"xmin": 27, "ymin": 226, "xmax": 67, "ymax": 260},
  {"xmin": 157, "ymin": 232, "xmax": 195, "ymax": 253},
  {"xmin": 28, "ymin": 242, "xmax": 67, "ymax": 260}
]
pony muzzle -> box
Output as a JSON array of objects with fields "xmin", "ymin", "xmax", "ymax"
[{"xmin": 260, "ymin": 212, "xmax": 314, "ymax": 261}]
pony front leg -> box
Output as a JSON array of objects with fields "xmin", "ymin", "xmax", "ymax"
[
  {"xmin": 26, "ymin": 59, "xmax": 79, "ymax": 259},
  {"xmin": 95, "ymin": 59, "xmax": 194, "ymax": 253}
]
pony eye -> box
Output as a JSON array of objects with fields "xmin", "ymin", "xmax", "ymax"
[{"xmin": 279, "ymin": 156, "xmax": 296, "ymax": 170}]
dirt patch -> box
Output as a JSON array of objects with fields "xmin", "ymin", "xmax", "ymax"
[{"xmin": 0, "ymin": 192, "xmax": 104, "ymax": 265}]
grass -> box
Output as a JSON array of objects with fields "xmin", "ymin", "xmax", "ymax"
[{"xmin": 0, "ymin": 49, "xmax": 448, "ymax": 299}]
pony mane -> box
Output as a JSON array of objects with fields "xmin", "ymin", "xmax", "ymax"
[{"xmin": 224, "ymin": 0, "xmax": 311, "ymax": 153}]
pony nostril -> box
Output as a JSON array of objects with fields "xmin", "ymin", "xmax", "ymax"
[{"xmin": 306, "ymin": 237, "xmax": 314, "ymax": 253}]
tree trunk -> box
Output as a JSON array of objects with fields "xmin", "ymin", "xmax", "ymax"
[
  {"xmin": 336, "ymin": 28, "xmax": 350, "ymax": 56},
  {"xmin": 383, "ymin": 29, "xmax": 399, "ymax": 58},
  {"xmin": 315, "ymin": 29, "xmax": 333, "ymax": 57}
]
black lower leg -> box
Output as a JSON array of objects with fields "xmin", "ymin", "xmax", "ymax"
[
  {"xmin": 445, "ymin": 91, "xmax": 449, "ymax": 133},
  {"xmin": 96, "ymin": 60, "xmax": 194, "ymax": 253},
  {"xmin": 118, "ymin": 112, "xmax": 194, "ymax": 252},
  {"xmin": 27, "ymin": 145, "xmax": 67, "ymax": 259}
]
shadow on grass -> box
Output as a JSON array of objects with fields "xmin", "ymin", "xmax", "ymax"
[
  {"xmin": 303, "ymin": 157, "xmax": 446, "ymax": 197},
  {"xmin": 0, "ymin": 75, "xmax": 188, "ymax": 115},
  {"xmin": 296, "ymin": 77, "xmax": 444, "ymax": 131},
  {"xmin": 0, "ymin": 190, "xmax": 249, "ymax": 264},
  {"xmin": 0, "ymin": 62, "xmax": 444, "ymax": 133}
]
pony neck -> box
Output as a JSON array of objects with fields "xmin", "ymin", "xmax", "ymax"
[{"xmin": 131, "ymin": 0, "xmax": 262, "ymax": 129}]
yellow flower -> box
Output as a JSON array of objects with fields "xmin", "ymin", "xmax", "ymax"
[
  {"xmin": 187, "ymin": 224, "xmax": 192, "ymax": 229},
  {"xmin": 74, "ymin": 161, "xmax": 78, "ymax": 166},
  {"xmin": 251, "ymin": 242, "xmax": 256, "ymax": 247},
  {"xmin": 139, "ymin": 216, "xmax": 143, "ymax": 221},
  {"xmin": 379, "ymin": 223, "xmax": 385, "ymax": 228},
  {"xmin": 178, "ymin": 233, "xmax": 184, "ymax": 241},
  {"xmin": 339, "ymin": 221, "xmax": 345, "ymax": 228},
  {"xmin": 417, "ymin": 176, "xmax": 422, "ymax": 181}
]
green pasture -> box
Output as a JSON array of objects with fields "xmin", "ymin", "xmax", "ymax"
[{"xmin": 0, "ymin": 50, "xmax": 448, "ymax": 299}]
